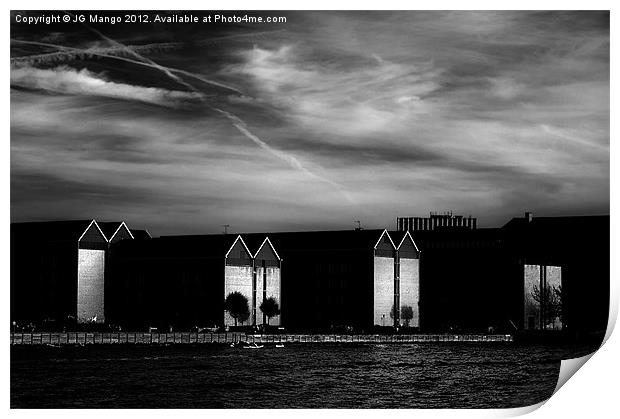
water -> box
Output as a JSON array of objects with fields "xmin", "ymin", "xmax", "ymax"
[{"xmin": 11, "ymin": 343, "xmax": 599, "ymax": 408}]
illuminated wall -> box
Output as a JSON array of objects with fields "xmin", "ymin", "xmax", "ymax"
[
  {"xmin": 374, "ymin": 256, "xmax": 394, "ymax": 326},
  {"xmin": 77, "ymin": 249, "xmax": 105, "ymax": 323},
  {"xmin": 224, "ymin": 265, "xmax": 253, "ymax": 326},
  {"xmin": 523, "ymin": 264, "xmax": 562, "ymax": 330},
  {"xmin": 254, "ymin": 266, "xmax": 281, "ymax": 326},
  {"xmin": 400, "ymin": 258, "xmax": 420, "ymax": 328}
]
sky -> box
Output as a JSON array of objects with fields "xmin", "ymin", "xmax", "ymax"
[{"xmin": 10, "ymin": 11, "xmax": 609, "ymax": 235}]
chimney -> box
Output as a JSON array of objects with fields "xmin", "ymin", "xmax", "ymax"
[{"xmin": 525, "ymin": 212, "xmax": 533, "ymax": 223}]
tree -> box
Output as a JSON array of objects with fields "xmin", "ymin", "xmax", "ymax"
[
  {"xmin": 400, "ymin": 305, "xmax": 414, "ymax": 327},
  {"xmin": 259, "ymin": 297, "xmax": 281, "ymax": 325},
  {"xmin": 532, "ymin": 284, "xmax": 562, "ymax": 329},
  {"xmin": 224, "ymin": 292, "xmax": 250, "ymax": 327},
  {"xmin": 391, "ymin": 304, "xmax": 414, "ymax": 327}
]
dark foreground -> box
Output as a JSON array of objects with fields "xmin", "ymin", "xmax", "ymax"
[{"xmin": 11, "ymin": 342, "xmax": 599, "ymax": 408}]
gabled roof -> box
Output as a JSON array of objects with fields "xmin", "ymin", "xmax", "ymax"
[
  {"xmin": 389, "ymin": 230, "xmax": 420, "ymax": 253},
  {"xmin": 11, "ymin": 219, "xmax": 106, "ymax": 242},
  {"xmin": 241, "ymin": 234, "xmax": 269, "ymax": 255},
  {"xmin": 225, "ymin": 235, "xmax": 253, "ymax": 259},
  {"xmin": 98, "ymin": 221, "xmax": 134, "ymax": 242},
  {"xmin": 253, "ymin": 237, "xmax": 281, "ymax": 260}
]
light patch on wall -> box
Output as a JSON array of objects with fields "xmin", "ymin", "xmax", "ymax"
[{"xmin": 77, "ymin": 249, "xmax": 105, "ymax": 323}]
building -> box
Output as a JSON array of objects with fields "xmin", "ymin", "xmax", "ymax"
[
  {"xmin": 242, "ymin": 236, "xmax": 282, "ymax": 326},
  {"xmin": 389, "ymin": 231, "xmax": 421, "ymax": 328},
  {"xmin": 11, "ymin": 220, "xmax": 109, "ymax": 327},
  {"xmin": 107, "ymin": 234, "xmax": 280, "ymax": 330},
  {"xmin": 397, "ymin": 212, "xmax": 477, "ymax": 232},
  {"xmin": 243, "ymin": 229, "xmax": 420, "ymax": 332},
  {"xmin": 405, "ymin": 226, "xmax": 515, "ymax": 333},
  {"xmin": 398, "ymin": 211, "xmax": 610, "ymax": 336},
  {"xmin": 502, "ymin": 213, "xmax": 610, "ymax": 335}
]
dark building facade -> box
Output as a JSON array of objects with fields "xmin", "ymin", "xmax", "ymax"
[
  {"xmin": 11, "ymin": 214, "xmax": 608, "ymax": 336},
  {"xmin": 397, "ymin": 212, "xmax": 610, "ymax": 336},
  {"xmin": 243, "ymin": 229, "xmax": 420, "ymax": 332},
  {"xmin": 407, "ymin": 226, "xmax": 515, "ymax": 332},
  {"xmin": 11, "ymin": 220, "xmax": 109, "ymax": 327},
  {"xmin": 107, "ymin": 234, "xmax": 281, "ymax": 330},
  {"xmin": 502, "ymin": 214, "xmax": 609, "ymax": 336}
]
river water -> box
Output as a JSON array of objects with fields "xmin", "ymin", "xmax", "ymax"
[{"xmin": 11, "ymin": 342, "xmax": 598, "ymax": 408}]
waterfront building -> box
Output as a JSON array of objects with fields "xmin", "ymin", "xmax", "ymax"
[
  {"xmin": 107, "ymin": 234, "xmax": 280, "ymax": 329},
  {"xmin": 11, "ymin": 220, "xmax": 109, "ymax": 326},
  {"xmin": 243, "ymin": 237, "xmax": 282, "ymax": 326},
  {"xmin": 402, "ymin": 224, "xmax": 516, "ymax": 333},
  {"xmin": 242, "ymin": 229, "xmax": 420, "ymax": 332},
  {"xmin": 503, "ymin": 213, "xmax": 609, "ymax": 335},
  {"xmin": 388, "ymin": 231, "xmax": 421, "ymax": 328}
]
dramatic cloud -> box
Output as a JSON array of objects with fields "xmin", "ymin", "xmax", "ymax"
[{"xmin": 10, "ymin": 11, "xmax": 609, "ymax": 234}]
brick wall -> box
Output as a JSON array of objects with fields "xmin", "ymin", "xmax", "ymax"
[{"xmin": 77, "ymin": 249, "xmax": 105, "ymax": 323}]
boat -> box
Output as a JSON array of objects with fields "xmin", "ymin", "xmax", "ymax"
[
  {"xmin": 275, "ymin": 344, "xmax": 285, "ymax": 348},
  {"xmin": 244, "ymin": 342, "xmax": 264, "ymax": 349},
  {"xmin": 230, "ymin": 341, "xmax": 263, "ymax": 349}
]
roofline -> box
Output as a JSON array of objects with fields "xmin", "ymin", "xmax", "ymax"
[
  {"xmin": 78, "ymin": 219, "xmax": 108, "ymax": 243},
  {"xmin": 373, "ymin": 229, "xmax": 396, "ymax": 250},
  {"xmin": 225, "ymin": 235, "xmax": 253, "ymax": 259},
  {"xmin": 253, "ymin": 237, "xmax": 281, "ymax": 261},
  {"xmin": 109, "ymin": 221, "xmax": 134, "ymax": 241},
  {"xmin": 396, "ymin": 230, "xmax": 421, "ymax": 253}
]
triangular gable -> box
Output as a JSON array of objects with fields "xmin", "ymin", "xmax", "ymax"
[
  {"xmin": 253, "ymin": 237, "xmax": 281, "ymax": 261},
  {"xmin": 396, "ymin": 230, "xmax": 420, "ymax": 259},
  {"xmin": 396, "ymin": 230, "xmax": 420, "ymax": 253},
  {"xmin": 373, "ymin": 229, "xmax": 396, "ymax": 250},
  {"xmin": 108, "ymin": 221, "xmax": 134, "ymax": 243},
  {"xmin": 225, "ymin": 235, "xmax": 253, "ymax": 259},
  {"xmin": 78, "ymin": 220, "xmax": 108, "ymax": 243}
]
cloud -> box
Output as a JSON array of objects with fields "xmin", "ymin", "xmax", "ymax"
[
  {"xmin": 10, "ymin": 11, "xmax": 609, "ymax": 233},
  {"xmin": 231, "ymin": 45, "xmax": 440, "ymax": 138},
  {"xmin": 11, "ymin": 65, "xmax": 203, "ymax": 107}
]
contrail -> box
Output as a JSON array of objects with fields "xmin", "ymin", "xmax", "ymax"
[
  {"xmin": 541, "ymin": 124, "xmax": 608, "ymax": 152},
  {"xmin": 12, "ymin": 27, "xmax": 353, "ymax": 202},
  {"xmin": 11, "ymin": 39, "xmax": 243, "ymax": 94},
  {"xmin": 70, "ymin": 15, "xmax": 199, "ymax": 93},
  {"xmin": 11, "ymin": 30, "xmax": 286, "ymax": 66},
  {"xmin": 212, "ymin": 107, "xmax": 353, "ymax": 201}
]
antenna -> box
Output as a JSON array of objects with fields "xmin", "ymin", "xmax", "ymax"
[
  {"xmin": 222, "ymin": 224, "xmax": 230, "ymax": 234},
  {"xmin": 354, "ymin": 220, "xmax": 362, "ymax": 231}
]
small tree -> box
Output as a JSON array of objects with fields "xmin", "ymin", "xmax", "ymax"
[
  {"xmin": 391, "ymin": 305, "xmax": 414, "ymax": 327},
  {"xmin": 259, "ymin": 297, "xmax": 281, "ymax": 325},
  {"xmin": 532, "ymin": 284, "xmax": 562, "ymax": 329},
  {"xmin": 224, "ymin": 292, "xmax": 250, "ymax": 327},
  {"xmin": 400, "ymin": 305, "xmax": 414, "ymax": 327}
]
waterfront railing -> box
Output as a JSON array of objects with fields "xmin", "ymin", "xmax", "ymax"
[{"xmin": 10, "ymin": 332, "xmax": 513, "ymax": 345}]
